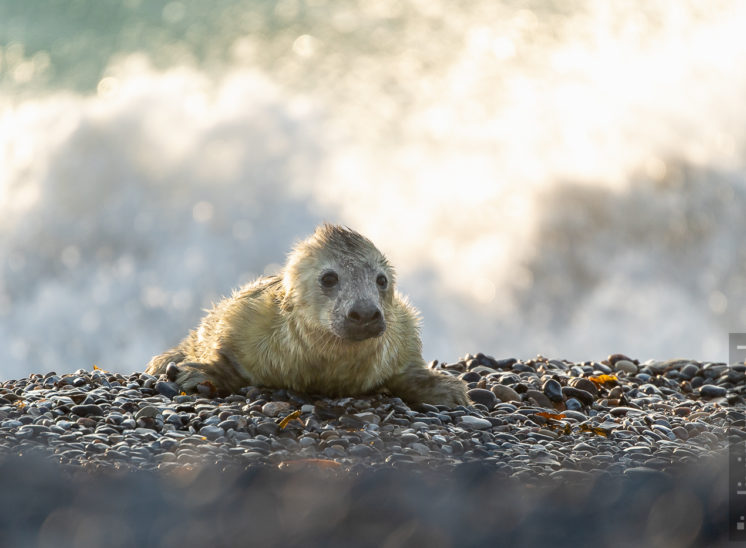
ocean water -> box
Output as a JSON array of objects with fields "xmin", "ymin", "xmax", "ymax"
[{"xmin": 1, "ymin": 0, "xmax": 745, "ymax": 378}]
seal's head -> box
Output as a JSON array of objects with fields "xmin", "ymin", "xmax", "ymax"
[{"xmin": 283, "ymin": 224, "xmax": 394, "ymax": 342}]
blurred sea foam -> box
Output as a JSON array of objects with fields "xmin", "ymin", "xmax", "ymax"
[{"xmin": 1, "ymin": 0, "xmax": 746, "ymax": 378}]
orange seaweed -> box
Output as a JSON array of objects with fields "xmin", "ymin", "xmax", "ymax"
[
  {"xmin": 278, "ymin": 410, "xmax": 302, "ymax": 429},
  {"xmin": 589, "ymin": 374, "xmax": 618, "ymax": 386},
  {"xmin": 536, "ymin": 411, "xmax": 566, "ymax": 420}
]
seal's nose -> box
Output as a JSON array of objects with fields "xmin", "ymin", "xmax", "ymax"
[{"xmin": 347, "ymin": 300, "xmax": 382, "ymax": 325}]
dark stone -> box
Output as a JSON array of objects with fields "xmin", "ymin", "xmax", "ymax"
[
  {"xmin": 525, "ymin": 390, "xmax": 553, "ymax": 408},
  {"xmin": 218, "ymin": 419, "xmax": 239, "ymax": 431},
  {"xmin": 699, "ymin": 384, "xmax": 726, "ymax": 398},
  {"xmin": 542, "ymin": 379, "xmax": 563, "ymax": 402},
  {"xmin": 459, "ymin": 372, "xmax": 481, "ymax": 383},
  {"xmin": 729, "ymin": 370, "xmax": 746, "ymax": 383},
  {"xmin": 565, "ymin": 398, "xmax": 583, "ymax": 411},
  {"xmin": 607, "ymin": 353, "xmax": 637, "ymax": 365},
  {"xmin": 165, "ymin": 362, "xmax": 180, "ymax": 382},
  {"xmin": 594, "ymin": 362, "xmax": 612, "ymax": 374},
  {"xmin": 467, "ymin": 388, "xmax": 498, "ymax": 409},
  {"xmin": 155, "ymin": 381, "xmax": 180, "ymax": 399},
  {"xmin": 166, "ymin": 414, "xmax": 185, "ymax": 427},
  {"xmin": 256, "ymin": 422, "xmax": 278, "ymax": 436},
  {"xmin": 71, "ymin": 404, "xmax": 104, "ymax": 417},
  {"xmin": 418, "ymin": 403, "xmax": 439, "ymax": 413},
  {"xmin": 492, "ymin": 358, "xmax": 517, "ymax": 370},
  {"xmin": 561, "ymin": 386, "xmax": 595, "ymax": 405},
  {"xmin": 569, "ymin": 378, "xmax": 598, "ymax": 396}
]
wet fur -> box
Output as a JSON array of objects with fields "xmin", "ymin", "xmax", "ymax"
[{"xmin": 145, "ymin": 224, "xmax": 468, "ymax": 407}]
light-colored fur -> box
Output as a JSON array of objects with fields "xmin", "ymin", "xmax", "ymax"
[{"xmin": 145, "ymin": 224, "xmax": 468, "ymax": 407}]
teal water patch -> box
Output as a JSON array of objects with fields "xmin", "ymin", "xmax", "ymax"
[{"xmin": 0, "ymin": 0, "xmax": 274, "ymax": 94}]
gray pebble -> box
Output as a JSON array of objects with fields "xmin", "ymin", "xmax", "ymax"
[
  {"xmin": 652, "ymin": 425, "xmax": 676, "ymax": 441},
  {"xmin": 565, "ymin": 398, "xmax": 583, "ymax": 411},
  {"xmin": 199, "ymin": 425, "xmax": 224, "ymax": 440},
  {"xmin": 135, "ymin": 406, "xmax": 159, "ymax": 420},
  {"xmin": 459, "ymin": 416, "xmax": 492, "ymax": 430},
  {"xmin": 525, "ymin": 390, "xmax": 553, "ymax": 408},
  {"xmin": 561, "ymin": 410, "xmax": 588, "ymax": 422},
  {"xmin": 614, "ymin": 360, "xmax": 638, "ymax": 374},
  {"xmin": 491, "ymin": 385, "xmax": 521, "ymax": 403},
  {"xmin": 467, "ymin": 388, "xmax": 497, "ymax": 409},
  {"xmin": 261, "ymin": 401, "xmax": 293, "ymax": 417}
]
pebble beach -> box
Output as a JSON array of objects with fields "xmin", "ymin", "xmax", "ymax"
[{"xmin": 0, "ymin": 353, "xmax": 740, "ymax": 546}]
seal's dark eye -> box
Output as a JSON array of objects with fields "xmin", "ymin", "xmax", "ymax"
[
  {"xmin": 376, "ymin": 274, "xmax": 388, "ymax": 289},
  {"xmin": 320, "ymin": 271, "xmax": 339, "ymax": 288}
]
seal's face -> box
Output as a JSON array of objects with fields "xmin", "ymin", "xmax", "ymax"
[
  {"xmin": 283, "ymin": 224, "xmax": 394, "ymax": 343},
  {"xmin": 320, "ymin": 261, "xmax": 389, "ymax": 341}
]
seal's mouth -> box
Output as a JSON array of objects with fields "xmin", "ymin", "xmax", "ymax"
[
  {"xmin": 330, "ymin": 319, "xmax": 386, "ymax": 342},
  {"xmin": 342, "ymin": 322, "xmax": 386, "ymax": 342}
]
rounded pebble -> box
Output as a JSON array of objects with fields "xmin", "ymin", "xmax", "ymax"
[
  {"xmin": 459, "ymin": 416, "xmax": 492, "ymax": 430},
  {"xmin": 491, "ymin": 385, "xmax": 521, "ymax": 403},
  {"xmin": 71, "ymin": 405, "xmax": 104, "ymax": 417},
  {"xmin": 261, "ymin": 401, "xmax": 293, "ymax": 417},
  {"xmin": 614, "ymin": 360, "xmax": 638, "ymax": 374},
  {"xmin": 467, "ymin": 388, "xmax": 497, "ymax": 409},
  {"xmin": 542, "ymin": 379, "xmax": 563, "ymax": 402},
  {"xmin": 135, "ymin": 406, "xmax": 159, "ymax": 420},
  {"xmin": 155, "ymin": 381, "xmax": 180, "ymax": 398},
  {"xmin": 199, "ymin": 425, "xmax": 224, "ymax": 440},
  {"xmin": 561, "ymin": 386, "xmax": 594, "ymax": 406},
  {"xmin": 699, "ymin": 385, "xmax": 726, "ymax": 398},
  {"xmin": 165, "ymin": 362, "xmax": 180, "ymax": 382}
]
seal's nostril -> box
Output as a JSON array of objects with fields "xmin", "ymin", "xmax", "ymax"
[
  {"xmin": 372, "ymin": 310, "xmax": 382, "ymax": 321},
  {"xmin": 348, "ymin": 310, "xmax": 361, "ymax": 322}
]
